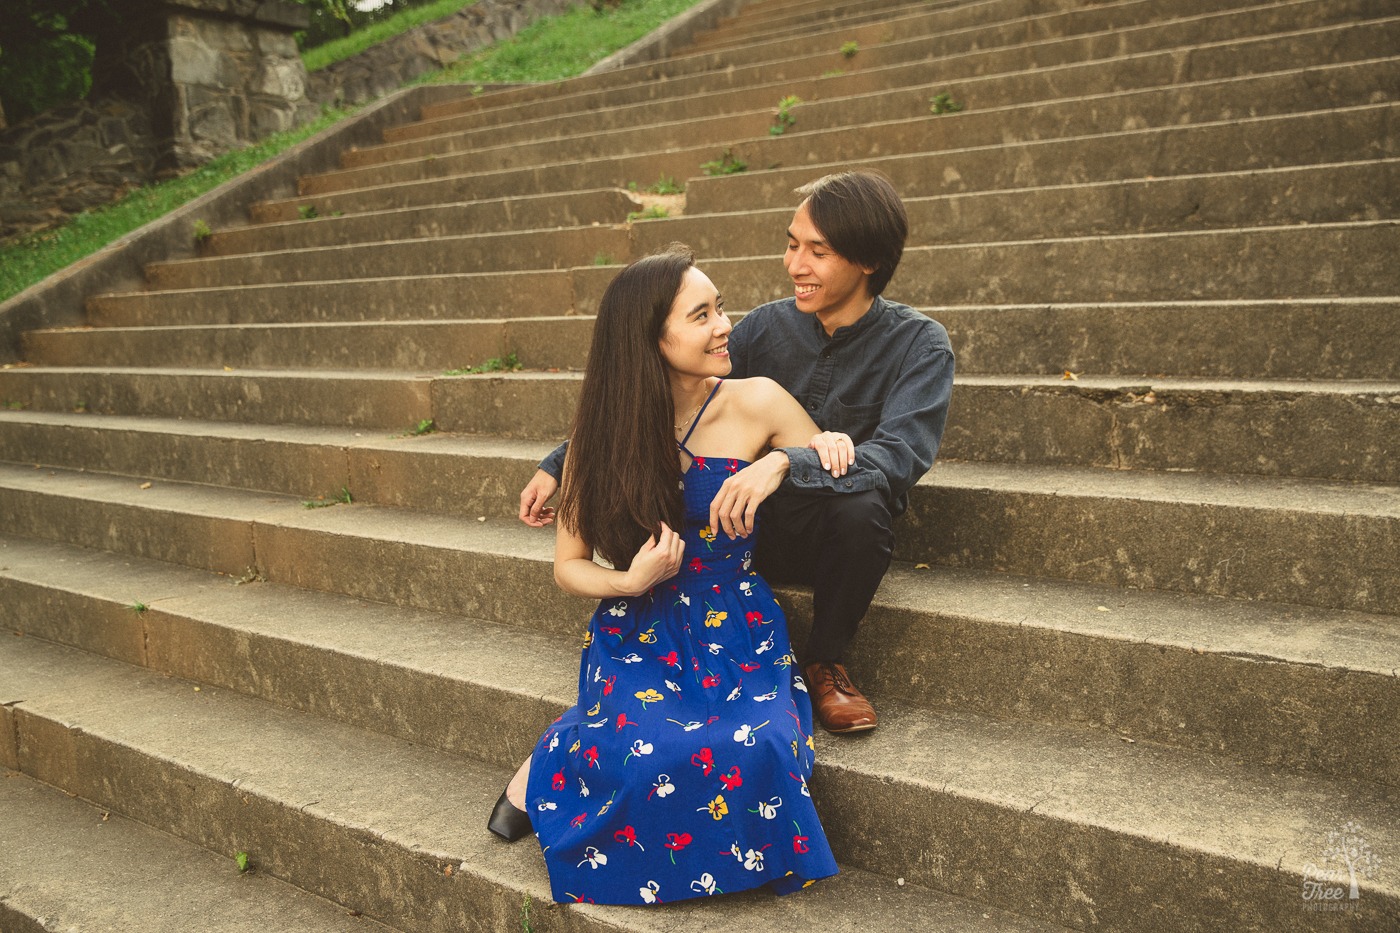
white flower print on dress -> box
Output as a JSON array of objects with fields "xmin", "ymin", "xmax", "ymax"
[
  {"xmin": 748, "ymin": 796, "xmax": 782, "ymax": 819},
  {"xmin": 690, "ymin": 872, "xmax": 719, "ymax": 895},
  {"xmin": 648, "ymin": 774, "xmax": 675, "ymax": 800},
  {"xmin": 639, "ymin": 881, "xmax": 661, "ymax": 903},
  {"xmin": 577, "ymin": 847, "xmax": 608, "ymax": 869}
]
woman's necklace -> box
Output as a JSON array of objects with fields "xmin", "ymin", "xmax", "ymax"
[{"xmin": 674, "ymin": 399, "xmax": 705, "ymax": 433}]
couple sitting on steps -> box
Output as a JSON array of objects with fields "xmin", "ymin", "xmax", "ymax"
[{"xmin": 490, "ymin": 171, "xmax": 955, "ymax": 906}]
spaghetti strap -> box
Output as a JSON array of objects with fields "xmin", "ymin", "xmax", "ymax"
[{"xmin": 676, "ymin": 378, "xmax": 724, "ymax": 458}]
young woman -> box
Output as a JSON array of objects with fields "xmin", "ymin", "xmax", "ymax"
[{"xmin": 487, "ymin": 246, "xmax": 845, "ymax": 905}]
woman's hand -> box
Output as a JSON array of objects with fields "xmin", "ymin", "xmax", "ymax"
[
  {"xmin": 708, "ymin": 451, "xmax": 789, "ymax": 539},
  {"xmin": 621, "ymin": 522, "xmax": 685, "ymax": 595},
  {"xmin": 809, "ymin": 431, "xmax": 856, "ymax": 477}
]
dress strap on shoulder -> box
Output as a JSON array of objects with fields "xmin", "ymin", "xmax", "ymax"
[{"xmin": 676, "ymin": 378, "xmax": 724, "ymax": 456}]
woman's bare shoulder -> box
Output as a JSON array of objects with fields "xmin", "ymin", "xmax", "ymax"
[{"xmin": 722, "ymin": 376, "xmax": 789, "ymax": 409}]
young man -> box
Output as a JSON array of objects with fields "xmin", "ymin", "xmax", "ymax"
[{"xmin": 520, "ymin": 171, "xmax": 954, "ymax": 733}]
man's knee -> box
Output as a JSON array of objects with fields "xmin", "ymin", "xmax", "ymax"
[{"xmin": 820, "ymin": 490, "xmax": 894, "ymax": 558}]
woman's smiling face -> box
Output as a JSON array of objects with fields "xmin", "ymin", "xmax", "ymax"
[{"xmin": 659, "ymin": 266, "xmax": 731, "ymax": 378}]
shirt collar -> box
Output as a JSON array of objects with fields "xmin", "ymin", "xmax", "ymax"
[{"xmin": 814, "ymin": 294, "xmax": 886, "ymax": 342}]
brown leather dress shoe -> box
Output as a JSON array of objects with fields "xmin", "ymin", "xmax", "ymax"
[{"xmin": 804, "ymin": 661, "xmax": 877, "ymax": 733}]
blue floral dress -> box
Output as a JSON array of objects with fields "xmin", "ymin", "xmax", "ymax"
[{"xmin": 524, "ymin": 382, "xmax": 838, "ymax": 905}]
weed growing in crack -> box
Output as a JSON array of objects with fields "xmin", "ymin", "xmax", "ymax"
[
  {"xmin": 770, "ymin": 95, "xmax": 800, "ymax": 136},
  {"xmin": 929, "ymin": 92, "xmax": 964, "ymax": 114},
  {"xmin": 443, "ymin": 352, "xmax": 522, "ymax": 376},
  {"xmin": 701, "ymin": 149, "xmax": 747, "ymax": 176}
]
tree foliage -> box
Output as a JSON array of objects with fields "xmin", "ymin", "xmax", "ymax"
[{"xmin": 0, "ymin": 1, "xmax": 116, "ymax": 123}]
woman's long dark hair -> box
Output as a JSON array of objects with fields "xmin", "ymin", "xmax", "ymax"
[{"xmin": 558, "ymin": 246, "xmax": 694, "ymax": 569}]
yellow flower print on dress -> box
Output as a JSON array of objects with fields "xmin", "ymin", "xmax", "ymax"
[
  {"xmin": 704, "ymin": 609, "xmax": 728, "ymax": 628},
  {"xmin": 698, "ymin": 525, "xmax": 718, "ymax": 549},
  {"xmin": 699, "ymin": 794, "xmax": 729, "ymax": 820},
  {"xmin": 638, "ymin": 623, "xmax": 659, "ymax": 644},
  {"xmin": 634, "ymin": 688, "xmax": 664, "ymax": 708}
]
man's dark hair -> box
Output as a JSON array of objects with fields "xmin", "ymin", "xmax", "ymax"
[{"xmin": 795, "ymin": 171, "xmax": 908, "ymax": 296}]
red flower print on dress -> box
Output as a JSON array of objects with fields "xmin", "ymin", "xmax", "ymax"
[
  {"xmin": 745, "ymin": 611, "xmax": 765, "ymax": 627},
  {"xmin": 692, "ymin": 457, "xmax": 706, "ymax": 471},
  {"xmin": 658, "ymin": 650, "xmax": 681, "ymax": 668},
  {"xmin": 719, "ymin": 766, "xmax": 743, "ymax": 791},
  {"xmin": 701, "ymin": 673, "xmax": 721, "ymax": 688},
  {"xmin": 570, "ymin": 813, "xmax": 588, "ymax": 828},
  {"xmin": 583, "ymin": 745, "xmax": 599, "ymax": 768},
  {"xmin": 725, "ymin": 459, "xmax": 739, "ymax": 473},
  {"xmin": 602, "ymin": 675, "xmax": 616, "ymax": 695},
  {"xmin": 664, "ymin": 832, "xmax": 692, "ymax": 865},
  {"xmin": 615, "ymin": 712, "xmax": 639, "ymax": 730},
  {"xmin": 552, "ymin": 771, "xmax": 566, "ymax": 790},
  {"xmin": 735, "ymin": 660, "xmax": 761, "ymax": 672},
  {"xmin": 614, "ymin": 825, "xmax": 646, "ymax": 851},
  {"xmin": 792, "ymin": 820, "xmax": 809, "ymax": 853},
  {"xmin": 689, "ymin": 557, "xmax": 710, "ymax": 574},
  {"xmin": 691, "ymin": 747, "xmax": 716, "ymax": 776}
]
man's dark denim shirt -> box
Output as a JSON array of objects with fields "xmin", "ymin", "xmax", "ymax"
[{"xmin": 537, "ymin": 295, "xmax": 955, "ymax": 516}]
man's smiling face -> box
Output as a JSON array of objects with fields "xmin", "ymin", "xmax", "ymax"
[{"xmin": 784, "ymin": 201, "xmax": 875, "ymax": 330}]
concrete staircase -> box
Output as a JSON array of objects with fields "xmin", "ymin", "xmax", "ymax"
[{"xmin": 2, "ymin": 0, "xmax": 1397, "ymax": 929}]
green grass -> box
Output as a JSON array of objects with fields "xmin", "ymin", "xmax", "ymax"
[
  {"xmin": 424, "ymin": 0, "xmax": 703, "ymax": 85},
  {"xmin": 0, "ymin": 105, "xmax": 357, "ymax": 305},
  {"xmin": 302, "ymin": 0, "xmax": 481, "ymax": 72}
]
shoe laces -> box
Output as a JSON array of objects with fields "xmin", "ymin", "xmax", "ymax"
[{"xmin": 810, "ymin": 662, "xmax": 856, "ymax": 695}]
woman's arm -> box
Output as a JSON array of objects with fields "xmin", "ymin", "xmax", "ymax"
[{"xmin": 554, "ymin": 518, "xmax": 686, "ymax": 599}]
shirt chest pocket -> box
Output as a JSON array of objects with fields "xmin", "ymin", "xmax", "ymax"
[{"xmin": 831, "ymin": 397, "xmax": 884, "ymax": 442}]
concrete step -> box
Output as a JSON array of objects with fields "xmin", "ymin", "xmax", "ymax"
[
  {"xmin": 936, "ymin": 299, "xmax": 1400, "ymax": 382},
  {"xmin": 299, "ymin": 57, "xmax": 1397, "ymax": 196},
  {"xmin": 465, "ymin": 10, "xmax": 1400, "ymax": 160},
  {"xmin": 347, "ymin": 17, "xmax": 1400, "ymax": 171},
  {"xmin": 283, "ymin": 101, "xmax": 1395, "ymax": 225},
  {"xmin": 0, "ymin": 453, "xmax": 1393, "ymax": 614},
  {"xmin": 2, "ymin": 529, "xmax": 1396, "ymax": 786},
  {"xmin": 423, "ymin": 370, "xmax": 1400, "ymax": 484},
  {"xmin": 413, "ymin": 0, "xmax": 1371, "ymax": 128},
  {"xmin": 23, "ymin": 316, "xmax": 592, "ymax": 373},
  {"xmin": 0, "ymin": 771, "xmax": 398, "ymax": 933},
  {"xmin": 81, "ymin": 159, "xmax": 1400, "ymax": 282},
  {"xmin": 95, "ymin": 159, "xmax": 1400, "ymax": 273},
  {"xmin": 28, "ymin": 295, "xmax": 1400, "ymax": 382},
  {"xmin": 85, "ymin": 269, "xmax": 579, "ymax": 328},
  {"xmin": 637, "ymin": 160, "xmax": 1400, "ymax": 258},
  {"xmin": 3, "ymin": 633, "xmax": 1396, "ymax": 932},
  {"xmin": 135, "ymin": 217, "xmax": 1400, "ymax": 297},
  {"xmin": 237, "ymin": 186, "xmax": 632, "ymax": 243},
  {"xmin": 144, "ymin": 224, "xmax": 631, "ymax": 290},
  {"xmin": 685, "ymin": 103, "xmax": 1400, "ymax": 213},
  {"xmin": 78, "ymin": 221, "xmax": 1399, "ymax": 338},
  {"xmin": 688, "ymin": 0, "xmax": 931, "ymax": 45},
  {"xmin": 4, "ymin": 361, "xmax": 1396, "ymax": 483}
]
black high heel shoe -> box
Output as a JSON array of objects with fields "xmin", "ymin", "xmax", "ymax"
[{"xmin": 487, "ymin": 790, "xmax": 533, "ymax": 842}]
